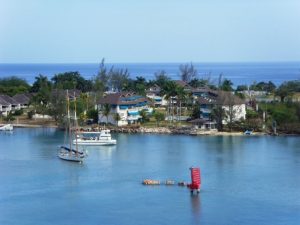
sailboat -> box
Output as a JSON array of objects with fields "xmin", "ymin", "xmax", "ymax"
[{"xmin": 58, "ymin": 90, "xmax": 87, "ymax": 163}]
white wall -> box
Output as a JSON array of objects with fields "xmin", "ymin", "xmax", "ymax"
[{"xmin": 222, "ymin": 104, "xmax": 246, "ymax": 124}]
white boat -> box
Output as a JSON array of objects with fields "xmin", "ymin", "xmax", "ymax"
[
  {"xmin": 73, "ymin": 130, "xmax": 117, "ymax": 146},
  {"xmin": 0, "ymin": 124, "xmax": 13, "ymax": 131},
  {"xmin": 58, "ymin": 90, "xmax": 87, "ymax": 163}
]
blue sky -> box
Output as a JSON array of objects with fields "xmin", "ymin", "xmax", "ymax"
[{"xmin": 1, "ymin": 0, "xmax": 300, "ymax": 63}]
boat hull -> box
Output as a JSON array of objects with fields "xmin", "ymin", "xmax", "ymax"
[
  {"xmin": 58, "ymin": 146, "xmax": 85, "ymax": 162},
  {"xmin": 58, "ymin": 153, "xmax": 84, "ymax": 162},
  {"xmin": 73, "ymin": 139, "xmax": 117, "ymax": 146}
]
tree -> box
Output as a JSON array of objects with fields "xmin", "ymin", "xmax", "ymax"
[
  {"xmin": 154, "ymin": 70, "xmax": 170, "ymax": 87},
  {"xmin": 176, "ymin": 85, "xmax": 187, "ymax": 124},
  {"xmin": 189, "ymin": 78, "xmax": 210, "ymax": 88},
  {"xmin": 211, "ymin": 105, "xmax": 226, "ymax": 131},
  {"xmin": 275, "ymin": 80, "xmax": 300, "ymax": 102},
  {"xmin": 113, "ymin": 113, "xmax": 121, "ymax": 126},
  {"xmin": 31, "ymin": 75, "xmax": 52, "ymax": 93},
  {"xmin": 220, "ymin": 79, "xmax": 233, "ymax": 91},
  {"xmin": 48, "ymin": 88, "xmax": 66, "ymax": 123},
  {"xmin": 179, "ymin": 62, "xmax": 197, "ymax": 83},
  {"xmin": 236, "ymin": 85, "xmax": 248, "ymax": 92},
  {"xmin": 102, "ymin": 103, "xmax": 111, "ymax": 124},
  {"xmin": 109, "ymin": 68, "xmax": 130, "ymax": 91},
  {"xmin": 87, "ymin": 108, "xmax": 99, "ymax": 123},
  {"xmin": 31, "ymin": 76, "xmax": 52, "ymax": 116},
  {"xmin": 139, "ymin": 109, "xmax": 149, "ymax": 124},
  {"xmin": 160, "ymin": 81, "xmax": 178, "ymax": 124},
  {"xmin": 52, "ymin": 71, "xmax": 92, "ymax": 92},
  {"xmin": 0, "ymin": 76, "xmax": 30, "ymax": 96},
  {"xmin": 153, "ymin": 111, "xmax": 165, "ymax": 126}
]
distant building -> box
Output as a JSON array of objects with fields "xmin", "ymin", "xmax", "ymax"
[
  {"xmin": 196, "ymin": 90, "xmax": 246, "ymax": 124},
  {"xmin": 97, "ymin": 92, "xmax": 153, "ymax": 126},
  {"xmin": 13, "ymin": 93, "xmax": 33, "ymax": 108},
  {"xmin": 146, "ymin": 84, "xmax": 168, "ymax": 107},
  {"xmin": 0, "ymin": 95, "xmax": 21, "ymax": 116}
]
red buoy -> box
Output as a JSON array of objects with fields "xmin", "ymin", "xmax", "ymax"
[{"xmin": 188, "ymin": 167, "xmax": 201, "ymax": 194}]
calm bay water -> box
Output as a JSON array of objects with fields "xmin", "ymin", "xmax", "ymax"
[
  {"xmin": 0, "ymin": 128, "xmax": 299, "ymax": 225},
  {"xmin": 0, "ymin": 62, "xmax": 300, "ymax": 85}
]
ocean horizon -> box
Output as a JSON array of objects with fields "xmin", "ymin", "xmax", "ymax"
[{"xmin": 0, "ymin": 62, "xmax": 300, "ymax": 86}]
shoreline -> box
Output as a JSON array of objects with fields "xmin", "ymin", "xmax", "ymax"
[{"xmin": 1, "ymin": 122, "xmax": 298, "ymax": 136}]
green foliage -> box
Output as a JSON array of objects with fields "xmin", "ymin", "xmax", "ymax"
[
  {"xmin": 153, "ymin": 111, "xmax": 165, "ymax": 126},
  {"xmin": 236, "ymin": 85, "xmax": 248, "ymax": 91},
  {"xmin": 275, "ymin": 80, "xmax": 300, "ymax": 102},
  {"xmin": 4, "ymin": 112, "xmax": 15, "ymax": 122},
  {"xmin": 154, "ymin": 70, "xmax": 170, "ymax": 87},
  {"xmin": 13, "ymin": 109, "xmax": 24, "ymax": 116},
  {"xmin": 139, "ymin": 109, "xmax": 150, "ymax": 124},
  {"xmin": 220, "ymin": 79, "xmax": 233, "ymax": 91},
  {"xmin": 52, "ymin": 71, "xmax": 92, "ymax": 92},
  {"xmin": 0, "ymin": 76, "xmax": 30, "ymax": 96},
  {"xmin": 250, "ymin": 81, "xmax": 276, "ymax": 92},
  {"xmin": 48, "ymin": 89, "xmax": 66, "ymax": 122},
  {"xmin": 27, "ymin": 110, "xmax": 34, "ymax": 119},
  {"xmin": 211, "ymin": 106, "xmax": 226, "ymax": 131},
  {"xmin": 246, "ymin": 109, "xmax": 259, "ymax": 119},
  {"xmin": 102, "ymin": 103, "xmax": 111, "ymax": 124},
  {"xmin": 266, "ymin": 102, "xmax": 299, "ymax": 125},
  {"xmin": 189, "ymin": 78, "xmax": 211, "ymax": 88},
  {"xmin": 87, "ymin": 108, "xmax": 98, "ymax": 122},
  {"xmin": 190, "ymin": 105, "xmax": 200, "ymax": 119},
  {"xmin": 123, "ymin": 76, "xmax": 147, "ymax": 95},
  {"xmin": 113, "ymin": 113, "xmax": 121, "ymax": 125},
  {"xmin": 31, "ymin": 75, "xmax": 52, "ymax": 93}
]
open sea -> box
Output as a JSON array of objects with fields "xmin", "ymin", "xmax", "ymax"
[
  {"xmin": 0, "ymin": 62, "xmax": 300, "ymax": 86},
  {"xmin": 0, "ymin": 128, "xmax": 299, "ymax": 225}
]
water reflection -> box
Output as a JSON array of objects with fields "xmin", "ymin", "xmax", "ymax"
[{"xmin": 190, "ymin": 195, "xmax": 201, "ymax": 223}]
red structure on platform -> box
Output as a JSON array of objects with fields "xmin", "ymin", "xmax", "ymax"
[{"xmin": 187, "ymin": 167, "xmax": 201, "ymax": 194}]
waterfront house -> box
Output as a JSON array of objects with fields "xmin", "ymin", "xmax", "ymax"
[
  {"xmin": 197, "ymin": 91, "xmax": 246, "ymax": 124},
  {"xmin": 97, "ymin": 92, "xmax": 153, "ymax": 126},
  {"xmin": 146, "ymin": 84, "xmax": 168, "ymax": 107},
  {"xmin": 13, "ymin": 93, "xmax": 32, "ymax": 108},
  {"xmin": 0, "ymin": 96, "xmax": 11, "ymax": 116},
  {"xmin": 0, "ymin": 95, "xmax": 21, "ymax": 115}
]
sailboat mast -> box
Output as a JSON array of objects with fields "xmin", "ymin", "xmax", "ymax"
[
  {"xmin": 67, "ymin": 90, "xmax": 72, "ymax": 155},
  {"xmin": 74, "ymin": 92, "xmax": 79, "ymax": 156}
]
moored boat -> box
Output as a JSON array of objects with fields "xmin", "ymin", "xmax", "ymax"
[
  {"xmin": 58, "ymin": 90, "xmax": 87, "ymax": 163},
  {"xmin": 0, "ymin": 124, "xmax": 13, "ymax": 131},
  {"xmin": 73, "ymin": 130, "xmax": 117, "ymax": 146}
]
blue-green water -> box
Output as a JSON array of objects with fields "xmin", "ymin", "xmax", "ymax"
[{"xmin": 0, "ymin": 128, "xmax": 299, "ymax": 225}]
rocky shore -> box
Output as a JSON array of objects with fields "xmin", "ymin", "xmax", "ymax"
[{"xmin": 109, "ymin": 126, "xmax": 265, "ymax": 136}]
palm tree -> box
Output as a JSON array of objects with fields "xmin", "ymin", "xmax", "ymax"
[
  {"xmin": 113, "ymin": 113, "xmax": 121, "ymax": 126},
  {"xmin": 139, "ymin": 110, "xmax": 149, "ymax": 124},
  {"xmin": 160, "ymin": 81, "xmax": 177, "ymax": 125},
  {"xmin": 102, "ymin": 103, "xmax": 111, "ymax": 125},
  {"xmin": 175, "ymin": 86, "xmax": 187, "ymax": 125}
]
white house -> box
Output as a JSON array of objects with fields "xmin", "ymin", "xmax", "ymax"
[
  {"xmin": 197, "ymin": 90, "xmax": 246, "ymax": 124},
  {"xmin": 97, "ymin": 92, "xmax": 153, "ymax": 126},
  {"xmin": 146, "ymin": 84, "xmax": 168, "ymax": 107}
]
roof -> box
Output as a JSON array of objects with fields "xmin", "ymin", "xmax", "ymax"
[
  {"xmin": 0, "ymin": 96, "xmax": 10, "ymax": 106},
  {"xmin": 197, "ymin": 91, "xmax": 245, "ymax": 105},
  {"xmin": 174, "ymin": 80, "xmax": 193, "ymax": 90},
  {"xmin": 98, "ymin": 92, "xmax": 149, "ymax": 105},
  {"xmin": 146, "ymin": 84, "xmax": 161, "ymax": 94},
  {"xmin": 0, "ymin": 95, "xmax": 19, "ymax": 105},
  {"xmin": 13, "ymin": 93, "xmax": 31, "ymax": 105}
]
